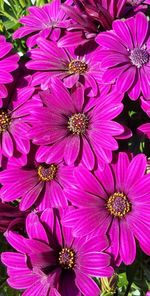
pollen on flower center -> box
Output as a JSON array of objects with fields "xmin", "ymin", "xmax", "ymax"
[
  {"xmin": 129, "ymin": 47, "xmax": 149, "ymax": 68},
  {"xmin": 0, "ymin": 110, "xmax": 11, "ymax": 133},
  {"xmin": 106, "ymin": 192, "xmax": 131, "ymax": 218},
  {"xmin": 68, "ymin": 113, "xmax": 88, "ymax": 135},
  {"xmin": 68, "ymin": 60, "xmax": 88, "ymax": 74},
  {"xmin": 59, "ymin": 248, "xmax": 75, "ymax": 270},
  {"xmin": 37, "ymin": 164, "xmax": 57, "ymax": 182}
]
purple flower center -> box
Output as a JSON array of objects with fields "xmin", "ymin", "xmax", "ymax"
[
  {"xmin": 106, "ymin": 192, "xmax": 131, "ymax": 218},
  {"xmin": 37, "ymin": 164, "xmax": 57, "ymax": 182},
  {"xmin": 68, "ymin": 60, "xmax": 88, "ymax": 74},
  {"xmin": 68, "ymin": 113, "xmax": 88, "ymax": 135},
  {"xmin": 59, "ymin": 248, "xmax": 75, "ymax": 269},
  {"xmin": 129, "ymin": 48, "xmax": 149, "ymax": 68},
  {"xmin": 0, "ymin": 110, "xmax": 11, "ymax": 133}
]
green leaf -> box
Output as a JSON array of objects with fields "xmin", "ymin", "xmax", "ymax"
[{"xmin": 118, "ymin": 272, "xmax": 128, "ymax": 288}]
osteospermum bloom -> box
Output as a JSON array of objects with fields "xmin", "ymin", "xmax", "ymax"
[
  {"xmin": 28, "ymin": 79, "xmax": 124, "ymax": 170},
  {"xmin": 1, "ymin": 209, "xmax": 113, "ymax": 296},
  {"xmin": 0, "ymin": 76, "xmax": 39, "ymax": 163},
  {"xmin": 13, "ymin": 0, "xmax": 72, "ymax": 48},
  {"xmin": 96, "ymin": 12, "xmax": 150, "ymax": 100},
  {"xmin": 26, "ymin": 38, "xmax": 103, "ymax": 96},
  {"xmin": 62, "ymin": 0, "xmax": 127, "ymax": 34},
  {"xmin": 0, "ymin": 36, "xmax": 19, "ymax": 104},
  {"xmin": 63, "ymin": 152, "xmax": 150, "ymax": 265},
  {"xmin": 0, "ymin": 150, "xmax": 74, "ymax": 211}
]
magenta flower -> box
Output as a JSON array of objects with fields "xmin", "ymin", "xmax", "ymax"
[
  {"xmin": 13, "ymin": 0, "xmax": 72, "ymax": 48},
  {"xmin": 26, "ymin": 38, "xmax": 103, "ymax": 96},
  {"xmin": 96, "ymin": 12, "xmax": 150, "ymax": 100},
  {"xmin": 0, "ymin": 149, "xmax": 74, "ymax": 211},
  {"xmin": 62, "ymin": 0, "xmax": 127, "ymax": 34},
  {"xmin": 0, "ymin": 76, "xmax": 39, "ymax": 163},
  {"xmin": 1, "ymin": 209, "xmax": 113, "ymax": 296},
  {"xmin": 28, "ymin": 79, "xmax": 124, "ymax": 170},
  {"xmin": 63, "ymin": 152, "xmax": 150, "ymax": 265},
  {"xmin": 0, "ymin": 35, "xmax": 19, "ymax": 105}
]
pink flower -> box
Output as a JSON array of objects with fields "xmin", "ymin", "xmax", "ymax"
[
  {"xmin": 26, "ymin": 38, "xmax": 103, "ymax": 96},
  {"xmin": 0, "ymin": 35, "xmax": 19, "ymax": 105},
  {"xmin": 13, "ymin": 0, "xmax": 72, "ymax": 47},
  {"xmin": 28, "ymin": 79, "xmax": 125, "ymax": 170},
  {"xmin": 0, "ymin": 149, "xmax": 74, "ymax": 211},
  {"xmin": 0, "ymin": 75, "xmax": 40, "ymax": 163},
  {"xmin": 1, "ymin": 209, "xmax": 113, "ymax": 296},
  {"xmin": 63, "ymin": 152, "xmax": 150, "ymax": 265},
  {"xmin": 96, "ymin": 12, "xmax": 150, "ymax": 100}
]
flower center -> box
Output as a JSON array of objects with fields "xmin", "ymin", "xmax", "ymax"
[
  {"xmin": 37, "ymin": 164, "xmax": 57, "ymax": 182},
  {"xmin": 68, "ymin": 60, "xmax": 87, "ymax": 74},
  {"xmin": 129, "ymin": 48, "xmax": 149, "ymax": 68},
  {"xmin": 68, "ymin": 113, "xmax": 88, "ymax": 135},
  {"xmin": 59, "ymin": 248, "xmax": 75, "ymax": 270},
  {"xmin": 106, "ymin": 192, "xmax": 131, "ymax": 218},
  {"xmin": 0, "ymin": 110, "xmax": 11, "ymax": 133}
]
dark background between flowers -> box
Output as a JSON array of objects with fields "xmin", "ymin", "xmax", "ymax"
[{"xmin": 0, "ymin": 0, "xmax": 150, "ymax": 295}]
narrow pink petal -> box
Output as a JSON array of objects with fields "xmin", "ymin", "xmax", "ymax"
[
  {"xmin": 117, "ymin": 67, "xmax": 136, "ymax": 93},
  {"xmin": 1, "ymin": 252, "xmax": 27, "ymax": 270},
  {"xmin": 2, "ymin": 131, "xmax": 13, "ymax": 157},
  {"xmin": 136, "ymin": 12, "xmax": 148, "ymax": 47},
  {"xmin": 64, "ymin": 136, "xmax": 80, "ymax": 165},
  {"xmin": 113, "ymin": 20, "xmax": 133, "ymax": 49},
  {"xmin": 19, "ymin": 182, "xmax": 43, "ymax": 211},
  {"xmin": 108, "ymin": 218, "xmax": 120, "ymax": 261},
  {"xmin": 63, "ymin": 73, "xmax": 79, "ymax": 88},
  {"xmin": 74, "ymin": 165, "xmax": 107, "ymax": 198},
  {"xmin": 75, "ymin": 271, "xmax": 100, "ymax": 296},
  {"xmin": 120, "ymin": 219, "xmax": 136, "ymax": 265},
  {"xmin": 82, "ymin": 137, "xmax": 95, "ymax": 170},
  {"xmin": 26, "ymin": 212, "xmax": 48, "ymax": 243},
  {"xmin": 115, "ymin": 152, "xmax": 130, "ymax": 192}
]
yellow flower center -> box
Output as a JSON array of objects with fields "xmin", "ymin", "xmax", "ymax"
[
  {"xmin": 106, "ymin": 192, "xmax": 131, "ymax": 218},
  {"xmin": 37, "ymin": 164, "xmax": 57, "ymax": 182},
  {"xmin": 0, "ymin": 110, "xmax": 11, "ymax": 133},
  {"xmin": 68, "ymin": 113, "xmax": 88, "ymax": 135},
  {"xmin": 59, "ymin": 248, "xmax": 75, "ymax": 270},
  {"xmin": 68, "ymin": 60, "xmax": 87, "ymax": 74}
]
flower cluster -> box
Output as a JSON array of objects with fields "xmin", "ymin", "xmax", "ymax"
[{"xmin": 0, "ymin": 0, "xmax": 150, "ymax": 295}]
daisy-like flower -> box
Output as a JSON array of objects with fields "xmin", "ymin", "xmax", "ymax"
[
  {"xmin": 138, "ymin": 98, "xmax": 150, "ymax": 138},
  {"xmin": 1, "ymin": 209, "xmax": 113, "ymax": 296},
  {"xmin": 62, "ymin": 0, "xmax": 127, "ymax": 34},
  {"xmin": 0, "ymin": 149, "xmax": 74, "ymax": 211},
  {"xmin": 96, "ymin": 12, "xmax": 150, "ymax": 100},
  {"xmin": 13, "ymin": 0, "xmax": 72, "ymax": 48},
  {"xmin": 0, "ymin": 76, "xmax": 39, "ymax": 164},
  {"xmin": 0, "ymin": 35, "xmax": 19, "ymax": 105},
  {"xmin": 63, "ymin": 152, "xmax": 150, "ymax": 265},
  {"xmin": 28, "ymin": 79, "xmax": 125, "ymax": 170},
  {"xmin": 26, "ymin": 38, "xmax": 103, "ymax": 96}
]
